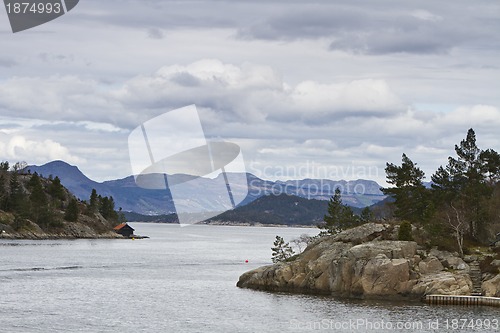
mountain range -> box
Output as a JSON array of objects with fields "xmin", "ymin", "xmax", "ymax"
[{"xmin": 26, "ymin": 161, "xmax": 386, "ymax": 215}]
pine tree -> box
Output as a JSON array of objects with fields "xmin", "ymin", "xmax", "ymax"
[
  {"xmin": 320, "ymin": 188, "xmax": 358, "ymax": 234},
  {"xmin": 480, "ymin": 149, "xmax": 500, "ymax": 184},
  {"xmin": 360, "ymin": 207, "xmax": 373, "ymax": 222},
  {"xmin": 98, "ymin": 195, "xmax": 119, "ymax": 221},
  {"xmin": 0, "ymin": 161, "xmax": 9, "ymax": 172},
  {"xmin": 431, "ymin": 128, "xmax": 497, "ymax": 239},
  {"xmin": 271, "ymin": 235, "xmax": 295, "ymax": 263},
  {"xmin": 382, "ymin": 154, "xmax": 430, "ymax": 224},
  {"xmin": 0, "ymin": 173, "xmax": 7, "ymax": 210},
  {"xmin": 48, "ymin": 176, "xmax": 65, "ymax": 201},
  {"xmin": 89, "ymin": 189, "xmax": 98, "ymax": 212},
  {"xmin": 64, "ymin": 198, "xmax": 79, "ymax": 222},
  {"xmin": 7, "ymin": 172, "xmax": 26, "ymax": 214},
  {"xmin": 28, "ymin": 173, "xmax": 48, "ymax": 224}
]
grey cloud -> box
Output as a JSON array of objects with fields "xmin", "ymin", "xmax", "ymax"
[
  {"xmin": 38, "ymin": 53, "xmax": 75, "ymax": 63},
  {"xmin": 170, "ymin": 72, "xmax": 202, "ymax": 87},
  {"xmin": 235, "ymin": 1, "xmax": 500, "ymax": 55},
  {"xmin": 329, "ymin": 26, "xmax": 456, "ymax": 55},
  {"xmin": 74, "ymin": 0, "xmax": 240, "ymax": 30},
  {"xmin": 147, "ymin": 27, "xmax": 164, "ymax": 39},
  {"xmin": 0, "ymin": 57, "xmax": 17, "ymax": 68}
]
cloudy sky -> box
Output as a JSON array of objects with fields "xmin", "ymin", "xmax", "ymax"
[{"xmin": 0, "ymin": 0, "xmax": 499, "ymax": 185}]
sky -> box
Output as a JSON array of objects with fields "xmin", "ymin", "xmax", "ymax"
[{"xmin": 0, "ymin": 0, "xmax": 499, "ymax": 185}]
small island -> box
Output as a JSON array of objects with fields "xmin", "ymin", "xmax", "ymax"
[
  {"xmin": 0, "ymin": 161, "xmax": 127, "ymax": 239},
  {"xmin": 237, "ymin": 223, "xmax": 500, "ymax": 301},
  {"xmin": 238, "ymin": 129, "xmax": 500, "ymax": 303}
]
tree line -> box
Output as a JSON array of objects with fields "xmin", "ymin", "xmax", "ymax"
[
  {"xmin": 381, "ymin": 128, "xmax": 500, "ymax": 256},
  {"xmin": 271, "ymin": 128, "xmax": 500, "ymax": 262},
  {"xmin": 0, "ymin": 162, "xmax": 124, "ymax": 232}
]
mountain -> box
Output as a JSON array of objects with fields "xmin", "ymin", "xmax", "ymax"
[
  {"xmin": 26, "ymin": 161, "xmax": 176, "ymax": 215},
  {"xmin": 26, "ymin": 160, "xmax": 111, "ymax": 197},
  {"xmin": 122, "ymin": 211, "xmax": 178, "ymax": 223},
  {"xmin": 246, "ymin": 174, "xmax": 385, "ymax": 207},
  {"xmin": 26, "ymin": 161, "xmax": 386, "ymax": 215},
  {"xmin": 205, "ymin": 193, "xmax": 330, "ymax": 226}
]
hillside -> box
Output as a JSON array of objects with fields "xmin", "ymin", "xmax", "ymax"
[
  {"xmin": 26, "ymin": 161, "xmax": 386, "ymax": 216},
  {"xmin": 122, "ymin": 211, "xmax": 178, "ymax": 223},
  {"xmin": 205, "ymin": 193, "xmax": 330, "ymax": 226},
  {"xmin": 0, "ymin": 163, "xmax": 123, "ymax": 239}
]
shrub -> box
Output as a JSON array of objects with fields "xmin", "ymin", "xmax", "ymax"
[{"xmin": 398, "ymin": 220, "xmax": 413, "ymax": 241}]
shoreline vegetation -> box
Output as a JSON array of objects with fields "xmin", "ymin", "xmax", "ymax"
[{"xmin": 0, "ymin": 161, "xmax": 126, "ymax": 240}]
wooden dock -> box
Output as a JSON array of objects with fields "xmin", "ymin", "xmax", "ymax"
[{"xmin": 425, "ymin": 294, "xmax": 500, "ymax": 307}]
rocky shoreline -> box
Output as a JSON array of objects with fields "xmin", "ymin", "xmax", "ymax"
[
  {"xmin": 0, "ymin": 231, "xmax": 122, "ymax": 240},
  {"xmin": 237, "ymin": 223, "xmax": 500, "ymax": 300},
  {"xmin": 197, "ymin": 220, "xmax": 316, "ymax": 228}
]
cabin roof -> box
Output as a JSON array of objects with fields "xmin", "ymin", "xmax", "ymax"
[{"xmin": 113, "ymin": 223, "xmax": 134, "ymax": 231}]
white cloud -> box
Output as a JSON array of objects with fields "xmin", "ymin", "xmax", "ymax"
[
  {"xmin": 0, "ymin": 135, "xmax": 84, "ymax": 165},
  {"xmin": 436, "ymin": 105, "xmax": 500, "ymax": 127},
  {"xmin": 116, "ymin": 60, "xmax": 405, "ymax": 125},
  {"xmin": 289, "ymin": 79, "xmax": 403, "ymax": 117},
  {"xmin": 411, "ymin": 10, "xmax": 443, "ymax": 22}
]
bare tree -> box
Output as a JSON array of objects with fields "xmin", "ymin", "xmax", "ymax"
[
  {"xmin": 445, "ymin": 202, "xmax": 469, "ymax": 258},
  {"xmin": 291, "ymin": 233, "xmax": 316, "ymax": 253}
]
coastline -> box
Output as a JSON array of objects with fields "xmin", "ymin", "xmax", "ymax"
[
  {"xmin": 0, "ymin": 230, "xmax": 124, "ymax": 240},
  {"xmin": 237, "ymin": 223, "xmax": 500, "ymax": 301},
  {"xmin": 196, "ymin": 221, "xmax": 318, "ymax": 228}
]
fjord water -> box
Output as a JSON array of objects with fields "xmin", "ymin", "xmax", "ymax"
[{"xmin": 0, "ymin": 223, "xmax": 498, "ymax": 333}]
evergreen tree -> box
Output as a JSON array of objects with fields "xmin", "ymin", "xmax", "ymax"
[
  {"xmin": 64, "ymin": 198, "xmax": 79, "ymax": 222},
  {"xmin": 271, "ymin": 235, "xmax": 295, "ymax": 263},
  {"xmin": 360, "ymin": 207, "xmax": 373, "ymax": 222},
  {"xmin": 382, "ymin": 154, "xmax": 430, "ymax": 223},
  {"xmin": 320, "ymin": 188, "xmax": 358, "ymax": 234},
  {"xmin": 0, "ymin": 161, "xmax": 9, "ymax": 172},
  {"xmin": 28, "ymin": 173, "xmax": 48, "ymax": 224},
  {"xmin": 0, "ymin": 173, "xmax": 7, "ymax": 210},
  {"xmin": 479, "ymin": 149, "xmax": 500, "ymax": 184},
  {"xmin": 48, "ymin": 176, "xmax": 65, "ymax": 201},
  {"xmin": 7, "ymin": 172, "xmax": 26, "ymax": 214},
  {"xmin": 431, "ymin": 128, "xmax": 496, "ymax": 239},
  {"xmin": 89, "ymin": 189, "xmax": 98, "ymax": 212},
  {"xmin": 98, "ymin": 195, "xmax": 119, "ymax": 221}
]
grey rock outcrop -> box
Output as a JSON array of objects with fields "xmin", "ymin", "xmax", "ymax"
[
  {"xmin": 482, "ymin": 274, "xmax": 500, "ymax": 297},
  {"xmin": 237, "ymin": 223, "xmax": 474, "ymax": 299},
  {"xmin": 418, "ymin": 257, "xmax": 444, "ymax": 274}
]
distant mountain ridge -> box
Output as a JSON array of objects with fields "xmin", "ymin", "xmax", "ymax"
[{"xmin": 26, "ymin": 161, "xmax": 386, "ymax": 215}]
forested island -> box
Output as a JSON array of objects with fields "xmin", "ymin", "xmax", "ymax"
[
  {"xmin": 239, "ymin": 129, "xmax": 500, "ymax": 299},
  {"xmin": 0, "ymin": 161, "xmax": 125, "ymax": 239}
]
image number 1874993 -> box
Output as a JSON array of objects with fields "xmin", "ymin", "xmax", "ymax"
[{"xmin": 3, "ymin": 0, "xmax": 79, "ymax": 32}]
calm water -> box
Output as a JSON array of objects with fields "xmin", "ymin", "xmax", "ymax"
[{"xmin": 0, "ymin": 223, "xmax": 498, "ymax": 333}]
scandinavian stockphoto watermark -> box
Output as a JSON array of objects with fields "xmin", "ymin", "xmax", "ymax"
[
  {"xmin": 246, "ymin": 161, "xmax": 382, "ymax": 198},
  {"xmin": 3, "ymin": 0, "xmax": 79, "ymax": 33},
  {"xmin": 128, "ymin": 105, "xmax": 248, "ymax": 225}
]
